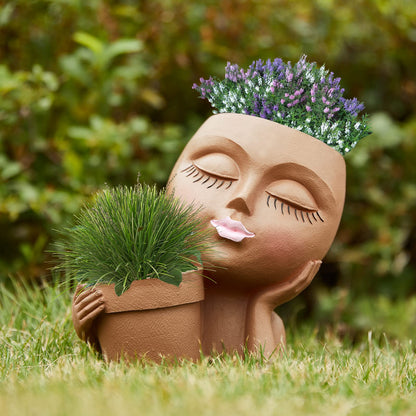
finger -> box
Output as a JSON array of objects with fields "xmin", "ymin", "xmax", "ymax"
[
  {"xmin": 74, "ymin": 286, "xmax": 94, "ymax": 303},
  {"xmin": 312, "ymin": 260, "xmax": 322, "ymax": 279},
  {"xmin": 290, "ymin": 260, "xmax": 316, "ymax": 292},
  {"xmin": 74, "ymin": 289, "xmax": 104, "ymax": 308},
  {"xmin": 79, "ymin": 303, "xmax": 105, "ymax": 327},
  {"xmin": 74, "ymin": 287, "xmax": 102, "ymax": 306},
  {"xmin": 252, "ymin": 259, "xmax": 322, "ymax": 307},
  {"xmin": 74, "ymin": 284, "xmax": 87, "ymax": 298},
  {"xmin": 77, "ymin": 297, "xmax": 105, "ymax": 320},
  {"xmin": 276, "ymin": 260, "xmax": 319, "ymax": 302},
  {"xmin": 295, "ymin": 259, "xmax": 321, "ymax": 293}
]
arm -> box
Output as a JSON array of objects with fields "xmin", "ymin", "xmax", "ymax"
[
  {"xmin": 245, "ymin": 260, "xmax": 321, "ymax": 357},
  {"xmin": 72, "ymin": 285, "xmax": 105, "ymax": 350}
]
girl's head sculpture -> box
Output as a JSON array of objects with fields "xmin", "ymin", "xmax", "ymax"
[
  {"xmin": 168, "ymin": 56, "xmax": 370, "ymax": 290},
  {"xmin": 169, "ymin": 113, "xmax": 346, "ymax": 289}
]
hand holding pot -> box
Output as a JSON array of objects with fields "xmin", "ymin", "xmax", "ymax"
[{"xmin": 72, "ymin": 285, "xmax": 105, "ymax": 347}]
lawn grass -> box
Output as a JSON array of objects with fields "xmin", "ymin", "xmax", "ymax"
[{"xmin": 1, "ymin": 277, "xmax": 415, "ymax": 416}]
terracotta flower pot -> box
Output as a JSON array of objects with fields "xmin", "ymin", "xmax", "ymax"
[{"xmin": 95, "ymin": 270, "xmax": 204, "ymax": 362}]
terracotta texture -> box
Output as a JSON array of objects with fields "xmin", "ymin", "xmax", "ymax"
[
  {"xmin": 72, "ymin": 113, "xmax": 346, "ymax": 360},
  {"xmin": 72, "ymin": 270, "xmax": 204, "ymax": 362},
  {"xmin": 167, "ymin": 113, "xmax": 346, "ymax": 356}
]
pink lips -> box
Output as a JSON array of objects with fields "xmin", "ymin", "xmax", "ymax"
[{"xmin": 210, "ymin": 216, "xmax": 255, "ymax": 242}]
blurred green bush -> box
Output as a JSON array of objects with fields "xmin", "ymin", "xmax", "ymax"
[{"xmin": 0, "ymin": 0, "xmax": 415, "ymax": 337}]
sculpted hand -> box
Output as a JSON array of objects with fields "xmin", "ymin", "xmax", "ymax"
[
  {"xmin": 72, "ymin": 285, "xmax": 105, "ymax": 347},
  {"xmin": 254, "ymin": 259, "xmax": 321, "ymax": 309},
  {"xmin": 245, "ymin": 260, "xmax": 321, "ymax": 356}
]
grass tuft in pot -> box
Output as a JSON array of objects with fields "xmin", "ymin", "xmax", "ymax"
[{"xmin": 54, "ymin": 183, "xmax": 211, "ymax": 296}]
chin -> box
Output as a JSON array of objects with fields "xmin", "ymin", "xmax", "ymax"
[{"xmin": 201, "ymin": 251, "xmax": 298, "ymax": 290}]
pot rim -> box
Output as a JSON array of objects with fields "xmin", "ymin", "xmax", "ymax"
[{"xmin": 99, "ymin": 269, "xmax": 204, "ymax": 313}]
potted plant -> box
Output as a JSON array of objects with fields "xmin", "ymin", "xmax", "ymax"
[{"xmin": 54, "ymin": 183, "xmax": 212, "ymax": 362}]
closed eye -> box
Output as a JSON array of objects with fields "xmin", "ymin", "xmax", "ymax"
[
  {"xmin": 181, "ymin": 164, "xmax": 235, "ymax": 190},
  {"xmin": 266, "ymin": 193, "xmax": 324, "ymax": 224}
]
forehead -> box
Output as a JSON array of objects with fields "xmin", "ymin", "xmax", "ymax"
[{"xmin": 181, "ymin": 114, "xmax": 346, "ymax": 208}]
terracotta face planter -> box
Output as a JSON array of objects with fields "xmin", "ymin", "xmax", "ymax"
[
  {"xmin": 72, "ymin": 113, "xmax": 347, "ymax": 359},
  {"xmin": 75, "ymin": 270, "xmax": 204, "ymax": 362},
  {"xmin": 167, "ymin": 113, "xmax": 346, "ymax": 356}
]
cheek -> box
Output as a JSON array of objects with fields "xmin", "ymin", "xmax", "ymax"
[
  {"xmin": 263, "ymin": 228, "xmax": 299, "ymax": 258},
  {"xmin": 250, "ymin": 203, "xmax": 335, "ymax": 280},
  {"xmin": 169, "ymin": 173, "xmax": 205, "ymax": 205},
  {"xmin": 256, "ymin": 225, "xmax": 307, "ymax": 276},
  {"xmin": 258, "ymin": 218, "xmax": 336, "ymax": 277},
  {"xmin": 167, "ymin": 171, "xmax": 223, "ymax": 219}
]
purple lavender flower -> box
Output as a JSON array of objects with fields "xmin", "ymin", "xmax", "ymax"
[
  {"xmin": 192, "ymin": 55, "xmax": 370, "ymax": 155},
  {"xmin": 286, "ymin": 70, "xmax": 293, "ymax": 82},
  {"xmin": 341, "ymin": 97, "xmax": 365, "ymax": 116}
]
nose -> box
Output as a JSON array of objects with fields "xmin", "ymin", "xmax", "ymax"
[
  {"xmin": 226, "ymin": 197, "xmax": 251, "ymax": 216},
  {"xmin": 225, "ymin": 178, "xmax": 257, "ymax": 216}
]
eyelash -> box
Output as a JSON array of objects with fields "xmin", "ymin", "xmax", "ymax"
[
  {"xmin": 266, "ymin": 194, "xmax": 324, "ymax": 224},
  {"xmin": 181, "ymin": 164, "xmax": 323, "ymax": 223},
  {"xmin": 181, "ymin": 164, "xmax": 234, "ymax": 190}
]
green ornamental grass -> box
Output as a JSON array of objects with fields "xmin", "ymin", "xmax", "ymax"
[{"xmin": 54, "ymin": 183, "xmax": 211, "ymax": 295}]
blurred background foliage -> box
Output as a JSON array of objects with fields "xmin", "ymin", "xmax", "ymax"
[{"xmin": 0, "ymin": 0, "xmax": 415, "ymax": 340}]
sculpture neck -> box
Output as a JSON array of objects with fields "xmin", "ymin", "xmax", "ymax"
[
  {"xmin": 201, "ymin": 277, "xmax": 251, "ymax": 355},
  {"xmin": 201, "ymin": 270, "xmax": 286, "ymax": 357}
]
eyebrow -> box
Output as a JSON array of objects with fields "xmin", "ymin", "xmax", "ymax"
[
  {"xmin": 191, "ymin": 135, "xmax": 249, "ymax": 163},
  {"xmin": 191, "ymin": 135, "xmax": 336, "ymax": 208}
]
